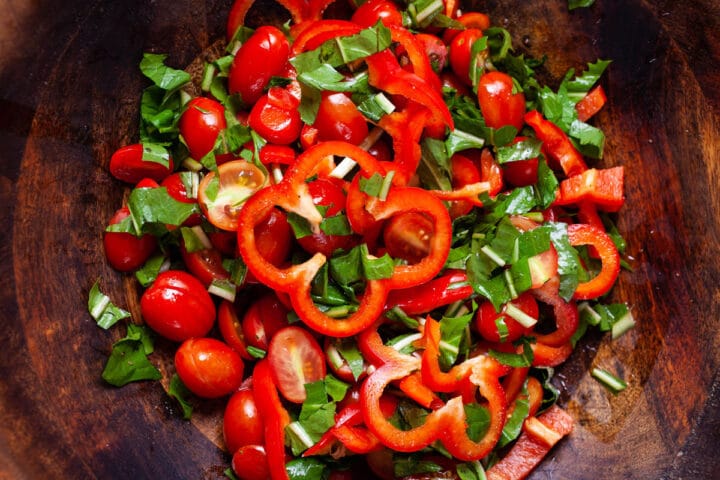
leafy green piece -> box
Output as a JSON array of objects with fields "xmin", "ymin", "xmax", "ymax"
[
  {"xmin": 464, "ymin": 403, "xmax": 491, "ymax": 442},
  {"xmin": 456, "ymin": 461, "xmax": 487, "ymax": 480},
  {"xmin": 140, "ymin": 143, "xmax": 172, "ymax": 168},
  {"xmin": 336, "ymin": 338, "xmax": 365, "ymax": 380},
  {"xmin": 320, "ymin": 213, "xmax": 353, "ymax": 236},
  {"xmin": 438, "ymin": 311, "xmax": 474, "ymax": 369},
  {"xmin": 168, "ymin": 373, "xmax": 193, "ymax": 420},
  {"xmin": 496, "ymin": 138, "xmax": 543, "ymax": 165},
  {"xmin": 394, "ymin": 457, "xmax": 443, "ymax": 478},
  {"xmin": 127, "ymin": 186, "xmax": 200, "ymax": 234},
  {"xmin": 102, "ymin": 324, "xmax": 162, "ymax": 386},
  {"xmin": 88, "ymin": 281, "xmax": 131, "ymax": 329},
  {"xmin": 568, "ymin": 0, "xmax": 595, "ymax": 9},
  {"xmin": 298, "ymin": 65, "xmax": 370, "ymax": 93},
  {"xmin": 418, "ymin": 137, "xmax": 452, "ymax": 191},
  {"xmin": 140, "ymin": 53, "xmax": 191, "ymax": 92},
  {"xmin": 135, "ymin": 254, "xmax": 166, "ymax": 287},
  {"xmin": 286, "ymin": 458, "xmax": 327, "ymax": 480},
  {"xmin": 489, "ymin": 338, "xmax": 534, "ymax": 367},
  {"xmin": 498, "ymin": 391, "xmax": 529, "ymax": 447}
]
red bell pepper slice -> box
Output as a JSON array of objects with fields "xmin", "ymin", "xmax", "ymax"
[
  {"xmin": 524, "ymin": 110, "xmax": 587, "ymax": 177},
  {"xmin": 567, "ymin": 223, "xmax": 621, "ymax": 300},
  {"xmin": 530, "ymin": 277, "xmax": 579, "ymax": 347},
  {"xmin": 377, "ymin": 102, "xmax": 429, "ymax": 185},
  {"xmin": 432, "ymin": 148, "xmax": 503, "ymax": 206},
  {"xmin": 389, "ymin": 25, "xmax": 443, "ymax": 93},
  {"xmin": 531, "ymin": 341, "xmax": 573, "ymax": 367},
  {"xmin": 386, "ymin": 269, "xmax": 473, "ymax": 315},
  {"xmin": 398, "ymin": 371, "xmax": 444, "ymax": 410},
  {"xmin": 290, "ymin": 19, "xmax": 362, "ymax": 54},
  {"xmin": 252, "ymin": 359, "xmax": 291, "ymax": 480},
  {"xmin": 575, "ymin": 85, "xmax": 607, "ymax": 122},
  {"xmin": 276, "ymin": 0, "xmax": 339, "ymax": 26},
  {"xmin": 554, "ymin": 166, "xmax": 625, "ymax": 212}
]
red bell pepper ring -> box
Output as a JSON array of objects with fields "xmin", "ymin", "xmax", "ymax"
[
  {"xmin": 386, "ymin": 269, "xmax": 473, "ymax": 315},
  {"xmin": 567, "ymin": 223, "xmax": 621, "ymax": 300},
  {"xmin": 554, "ymin": 166, "xmax": 625, "ymax": 212},
  {"xmin": 531, "ymin": 341, "xmax": 573, "ymax": 367},
  {"xmin": 252, "ymin": 359, "xmax": 291, "ymax": 480},
  {"xmin": 530, "ymin": 277, "xmax": 579, "ymax": 347},
  {"xmin": 333, "ymin": 424, "xmax": 381, "ymax": 453},
  {"xmin": 524, "ymin": 110, "xmax": 587, "ymax": 177},
  {"xmin": 290, "ymin": 19, "xmax": 362, "ymax": 54},
  {"xmin": 303, "ymin": 403, "xmax": 364, "ymax": 457},
  {"xmin": 576, "ymin": 85, "xmax": 607, "ymax": 122},
  {"xmin": 377, "ymin": 103, "xmax": 429, "ymax": 185}
]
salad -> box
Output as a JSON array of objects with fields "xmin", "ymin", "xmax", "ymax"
[{"xmin": 89, "ymin": 0, "xmax": 634, "ymax": 478}]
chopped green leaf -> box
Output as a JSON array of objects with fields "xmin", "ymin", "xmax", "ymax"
[
  {"xmin": 88, "ymin": 281, "xmax": 131, "ymax": 329},
  {"xmin": 101, "ymin": 323, "xmax": 162, "ymax": 387},
  {"xmin": 168, "ymin": 373, "xmax": 193, "ymax": 420}
]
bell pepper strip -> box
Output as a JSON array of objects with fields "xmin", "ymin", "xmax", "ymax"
[
  {"xmin": 385, "ymin": 269, "xmax": 473, "ymax": 315},
  {"xmin": 554, "ymin": 166, "xmax": 625, "ymax": 212},
  {"xmin": 377, "ymin": 103, "xmax": 430, "ymax": 185},
  {"xmin": 359, "ymin": 325, "xmax": 509, "ymax": 461},
  {"xmin": 253, "ymin": 359, "xmax": 291, "ymax": 480},
  {"xmin": 333, "ymin": 424, "xmax": 381, "ymax": 453},
  {"xmin": 486, "ymin": 405, "xmax": 573, "ymax": 480},
  {"xmin": 502, "ymin": 366, "xmax": 530, "ymax": 404},
  {"xmin": 529, "ymin": 276, "xmax": 579, "ymax": 347},
  {"xmin": 524, "ymin": 110, "xmax": 587, "ymax": 177},
  {"xmin": 367, "ymin": 50, "xmax": 454, "ymax": 133},
  {"xmin": 290, "ymin": 19, "xmax": 362, "ymax": 54},
  {"xmin": 567, "ymin": 223, "xmax": 621, "ymax": 300},
  {"xmin": 274, "ymin": 0, "xmax": 339, "ymax": 27},
  {"xmin": 525, "ymin": 377, "xmax": 544, "ymax": 417},
  {"xmin": 398, "ymin": 371, "xmax": 444, "ymax": 410},
  {"xmin": 389, "ymin": 25, "xmax": 443, "ymax": 93},
  {"xmin": 365, "ymin": 186, "xmax": 452, "ymax": 290},
  {"xmin": 531, "ymin": 341, "xmax": 573, "ymax": 367},
  {"xmin": 575, "ymin": 85, "xmax": 607, "ymax": 122}
]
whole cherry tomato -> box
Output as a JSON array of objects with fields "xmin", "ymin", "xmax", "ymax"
[
  {"xmin": 476, "ymin": 71, "xmax": 526, "ymax": 131},
  {"xmin": 223, "ymin": 384, "xmax": 264, "ymax": 453},
  {"xmin": 179, "ymin": 97, "xmax": 227, "ymax": 160},
  {"xmin": 383, "ymin": 211, "xmax": 434, "ymax": 264},
  {"xmin": 180, "ymin": 241, "xmax": 230, "ymax": 287},
  {"xmin": 297, "ymin": 178, "xmax": 356, "ymax": 257},
  {"xmin": 502, "ymin": 137, "xmax": 539, "ymax": 187},
  {"xmin": 351, "ymin": 0, "xmax": 403, "ymax": 27},
  {"xmin": 229, "ymin": 26, "xmax": 290, "ymax": 106},
  {"xmin": 175, "ymin": 337, "xmax": 244, "ymax": 398},
  {"xmin": 218, "ymin": 300, "xmax": 252, "ymax": 360},
  {"xmin": 161, "ymin": 172, "xmax": 201, "ymax": 226},
  {"xmin": 231, "ymin": 445, "xmax": 270, "ymax": 480},
  {"xmin": 475, "ymin": 292, "xmax": 538, "ymax": 343},
  {"xmin": 313, "ymin": 92, "xmax": 368, "ymax": 145},
  {"xmin": 248, "ymin": 87, "xmax": 302, "ymax": 145},
  {"xmin": 103, "ymin": 206, "xmax": 157, "ymax": 272},
  {"xmin": 448, "ymin": 28, "xmax": 484, "ymax": 86},
  {"xmin": 109, "ymin": 143, "xmax": 174, "ymax": 184},
  {"xmin": 267, "ymin": 326, "xmax": 326, "ymax": 403},
  {"xmin": 242, "ymin": 292, "xmax": 289, "ymax": 351},
  {"xmin": 140, "ymin": 270, "xmax": 216, "ymax": 342}
]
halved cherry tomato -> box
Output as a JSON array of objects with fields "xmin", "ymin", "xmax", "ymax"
[
  {"xmin": 476, "ymin": 292, "xmax": 538, "ymax": 343},
  {"xmin": 324, "ymin": 337, "xmax": 366, "ymax": 383},
  {"xmin": 229, "ymin": 26, "xmax": 290, "ymax": 106},
  {"xmin": 448, "ymin": 28, "xmax": 484, "ymax": 86},
  {"xmin": 109, "ymin": 143, "xmax": 174, "ymax": 184},
  {"xmin": 242, "ymin": 292, "xmax": 290, "ymax": 351},
  {"xmin": 477, "ymin": 71, "xmax": 526, "ymax": 131},
  {"xmin": 140, "ymin": 270, "xmax": 216, "ymax": 342},
  {"xmin": 382, "ymin": 211, "xmax": 434, "ymax": 264},
  {"xmin": 351, "ymin": 0, "xmax": 403, "ymax": 27},
  {"xmin": 231, "ymin": 444, "xmax": 270, "ymax": 480},
  {"xmin": 267, "ymin": 326, "xmax": 326, "ymax": 403},
  {"xmin": 103, "ymin": 206, "xmax": 157, "ymax": 272},
  {"xmin": 297, "ymin": 178, "xmax": 356, "ymax": 256},
  {"xmin": 248, "ymin": 87, "xmax": 302, "ymax": 145},
  {"xmin": 313, "ymin": 92, "xmax": 369, "ymax": 145},
  {"xmin": 175, "ymin": 337, "xmax": 244, "ymax": 398},
  {"xmin": 198, "ymin": 159, "xmax": 268, "ymax": 231},
  {"xmin": 224, "ymin": 384, "xmax": 264, "ymax": 453},
  {"xmin": 179, "ymin": 97, "xmax": 227, "ymax": 161},
  {"xmin": 218, "ymin": 300, "xmax": 252, "ymax": 360}
]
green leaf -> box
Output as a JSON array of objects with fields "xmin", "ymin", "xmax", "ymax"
[
  {"xmin": 134, "ymin": 254, "xmax": 166, "ymax": 287},
  {"xmin": 141, "ymin": 143, "xmax": 172, "ymax": 168},
  {"xmin": 456, "ymin": 461, "xmax": 487, "ymax": 480},
  {"xmin": 286, "ymin": 458, "xmax": 327, "ymax": 480},
  {"xmin": 336, "ymin": 338, "xmax": 365, "ymax": 380},
  {"xmin": 464, "ymin": 403, "xmax": 491, "ymax": 442},
  {"xmin": 498, "ymin": 391, "xmax": 529, "ymax": 447},
  {"xmin": 496, "ymin": 138, "xmax": 543, "ymax": 165},
  {"xmin": 139, "ymin": 53, "xmax": 190, "ymax": 92},
  {"xmin": 101, "ymin": 324, "xmax": 162, "ymax": 386},
  {"xmin": 418, "ymin": 137, "xmax": 452, "ymax": 191},
  {"xmin": 568, "ymin": 0, "xmax": 595, "ymax": 9},
  {"xmin": 88, "ymin": 281, "xmax": 131, "ymax": 329},
  {"xmin": 535, "ymin": 158, "xmax": 559, "ymax": 209},
  {"xmin": 168, "ymin": 373, "xmax": 194, "ymax": 420},
  {"xmin": 438, "ymin": 311, "xmax": 474, "ymax": 369},
  {"xmin": 298, "ymin": 65, "xmax": 370, "ymax": 93},
  {"xmin": 127, "ymin": 187, "xmax": 201, "ymax": 233},
  {"xmin": 489, "ymin": 338, "xmax": 534, "ymax": 367},
  {"xmin": 320, "ymin": 213, "xmax": 353, "ymax": 236}
]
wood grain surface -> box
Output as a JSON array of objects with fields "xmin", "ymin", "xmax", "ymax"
[{"xmin": 1, "ymin": 0, "xmax": 719, "ymax": 478}]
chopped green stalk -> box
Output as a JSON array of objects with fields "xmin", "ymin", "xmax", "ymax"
[
  {"xmin": 611, "ymin": 310, "xmax": 636, "ymax": 339},
  {"xmin": 449, "ymin": 129, "xmax": 485, "ymax": 148},
  {"xmin": 481, "ymin": 245, "xmax": 506, "ymax": 267},
  {"xmin": 326, "ymin": 343, "xmax": 345, "ymax": 370},
  {"xmin": 377, "ymin": 170, "xmax": 395, "ymax": 201},
  {"xmin": 322, "ymin": 305, "xmax": 358, "ymax": 318},
  {"xmin": 90, "ymin": 294, "xmax": 111, "ymax": 321},
  {"xmin": 191, "ymin": 225, "xmax": 213, "ymax": 249},
  {"xmin": 504, "ymin": 302, "xmax": 537, "ymax": 328},
  {"xmin": 180, "ymin": 90, "xmax": 192, "ymax": 106},
  {"xmin": 444, "ymin": 300, "xmax": 466, "ymax": 318},
  {"xmin": 390, "ymin": 332, "xmax": 423, "ymax": 352},
  {"xmin": 578, "ymin": 301, "xmax": 602, "ymax": 325},
  {"xmin": 182, "ymin": 157, "xmax": 204, "ymax": 172},
  {"xmin": 287, "ymin": 421, "xmax": 316, "ymax": 450},
  {"xmin": 439, "ymin": 340, "xmax": 459, "ymax": 355},
  {"xmin": 201, "ymin": 63, "xmax": 216, "ymax": 92},
  {"xmin": 374, "ymin": 92, "xmax": 396, "ymax": 114},
  {"xmin": 272, "ymin": 165, "xmax": 284, "ymax": 184},
  {"xmin": 524, "ymin": 212, "xmax": 545, "ymax": 223},
  {"xmin": 591, "ymin": 367, "xmax": 627, "ymax": 394},
  {"xmin": 503, "ymin": 270, "xmax": 518, "ymax": 299},
  {"xmin": 208, "ymin": 279, "xmax": 237, "ymax": 302},
  {"xmin": 330, "ymin": 127, "xmax": 383, "ymax": 179},
  {"xmin": 414, "ymin": 0, "xmax": 443, "ymax": 24}
]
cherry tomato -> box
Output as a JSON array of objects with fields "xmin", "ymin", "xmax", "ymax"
[
  {"xmin": 448, "ymin": 153, "xmax": 482, "ymax": 219},
  {"xmin": 414, "ymin": 33, "xmax": 448, "ymax": 73},
  {"xmin": 140, "ymin": 270, "xmax": 216, "ymax": 342},
  {"xmin": 242, "ymin": 293, "xmax": 290, "ymax": 351},
  {"xmin": 179, "ymin": 97, "xmax": 227, "ymax": 160},
  {"xmin": 443, "ymin": 12, "xmax": 490, "ymax": 44},
  {"xmin": 477, "ymin": 71, "xmax": 526, "ymax": 131},
  {"xmin": 180, "ymin": 242, "xmax": 230, "ymax": 287},
  {"xmin": 229, "ymin": 26, "xmax": 290, "ymax": 106},
  {"xmin": 383, "ymin": 211, "xmax": 434, "ymax": 264},
  {"xmin": 351, "ymin": 0, "xmax": 403, "ymax": 27},
  {"xmin": 448, "ymin": 28, "xmax": 484, "ymax": 86},
  {"xmin": 251, "ymin": 208, "xmax": 293, "ymax": 266},
  {"xmin": 231, "ymin": 445, "xmax": 270, "ymax": 480},
  {"xmin": 160, "ymin": 172, "xmax": 201, "ymax": 226},
  {"xmin": 297, "ymin": 178, "xmax": 356, "ymax": 256},
  {"xmin": 476, "ymin": 292, "xmax": 538, "ymax": 343},
  {"xmin": 218, "ymin": 300, "xmax": 252, "ymax": 360},
  {"xmin": 223, "ymin": 385, "xmax": 264, "ymax": 453},
  {"xmin": 175, "ymin": 337, "xmax": 244, "ymax": 398},
  {"xmin": 248, "ymin": 87, "xmax": 302, "ymax": 145},
  {"xmin": 103, "ymin": 207, "xmax": 157, "ymax": 272},
  {"xmin": 197, "ymin": 159, "xmax": 267, "ymax": 231},
  {"xmin": 267, "ymin": 326, "xmax": 326, "ymax": 403},
  {"xmin": 500, "ymin": 136, "xmax": 539, "ymax": 187},
  {"xmin": 208, "ymin": 230, "xmax": 237, "ymax": 256},
  {"xmin": 109, "ymin": 143, "xmax": 174, "ymax": 184},
  {"xmin": 313, "ymin": 92, "xmax": 369, "ymax": 145},
  {"xmin": 367, "ymin": 137, "xmax": 393, "ymax": 162}
]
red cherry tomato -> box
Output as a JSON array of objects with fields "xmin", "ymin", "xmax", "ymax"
[
  {"xmin": 313, "ymin": 92, "xmax": 369, "ymax": 145},
  {"xmin": 477, "ymin": 71, "xmax": 526, "ymax": 131},
  {"xmin": 476, "ymin": 292, "xmax": 538, "ymax": 343},
  {"xmin": 208, "ymin": 230, "xmax": 237, "ymax": 256},
  {"xmin": 501, "ymin": 136, "xmax": 539, "ymax": 187},
  {"xmin": 383, "ymin": 211, "xmax": 434, "ymax": 264},
  {"xmin": 218, "ymin": 300, "xmax": 252, "ymax": 360},
  {"xmin": 448, "ymin": 28, "xmax": 484, "ymax": 86},
  {"xmin": 160, "ymin": 172, "xmax": 201, "ymax": 226},
  {"xmin": 223, "ymin": 385, "xmax": 264, "ymax": 453},
  {"xmin": 103, "ymin": 207, "xmax": 157, "ymax": 272},
  {"xmin": 231, "ymin": 445, "xmax": 270, "ymax": 480},
  {"xmin": 414, "ymin": 33, "xmax": 448, "ymax": 73},
  {"xmin": 197, "ymin": 159, "xmax": 268, "ymax": 231},
  {"xmin": 297, "ymin": 178, "xmax": 356, "ymax": 256},
  {"xmin": 140, "ymin": 270, "xmax": 216, "ymax": 342},
  {"xmin": 229, "ymin": 26, "xmax": 290, "ymax": 106},
  {"xmin": 367, "ymin": 137, "xmax": 393, "ymax": 162},
  {"xmin": 267, "ymin": 326, "xmax": 326, "ymax": 403},
  {"xmin": 448, "ymin": 153, "xmax": 482, "ymax": 219},
  {"xmin": 109, "ymin": 143, "xmax": 174, "ymax": 184},
  {"xmin": 179, "ymin": 97, "xmax": 227, "ymax": 160},
  {"xmin": 180, "ymin": 242, "xmax": 230, "ymax": 287},
  {"xmin": 242, "ymin": 293, "xmax": 290, "ymax": 351},
  {"xmin": 248, "ymin": 87, "xmax": 302, "ymax": 145},
  {"xmin": 174, "ymin": 337, "xmax": 244, "ymax": 398},
  {"xmin": 351, "ymin": 0, "xmax": 403, "ymax": 27}
]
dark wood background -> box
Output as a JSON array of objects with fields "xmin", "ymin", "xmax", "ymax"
[{"xmin": 1, "ymin": 0, "xmax": 718, "ymax": 478}]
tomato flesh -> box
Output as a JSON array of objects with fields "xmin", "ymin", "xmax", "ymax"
[
  {"xmin": 267, "ymin": 326, "xmax": 326, "ymax": 403},
  {"xmin": 383, "ymin": 211, "xmax": 434, "ymax": 264},
  {"xmin": 242, "ymin": 293, "xmax": 290, "ymax": 351}
]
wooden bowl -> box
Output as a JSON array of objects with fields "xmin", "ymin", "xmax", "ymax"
[{"xmin": 1, "ymin": 0, "xmax": 719, "ymax": 478}]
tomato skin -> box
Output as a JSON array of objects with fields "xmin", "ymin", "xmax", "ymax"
[
  {"xmin": 351, "ymin": 0, "xmax": 403, "ymax": 27},
  {"xmin": 109, "ymin": 143, "xmax": 174, "ymax": 184},
  {"xmin": 476, "ymin": 292, "xmax": 538, "ymax": 343},
  {"xmin": 477, "ymin": 71, "xmax": 526, "ymax": 131},
  {"xmin": 140, "ymin": 270, "xmax": 216, "ymax": 342},
  {"xmin": 174, "ymin": 337, "xmax": 244, "ymax": 398},
  {"xmin": 502, "ymin": 136, "xmax": 539, "ymax": 187},
  {"xmin": 313, "ymin": 92, "xmax": 369, "ymax": 145},
  {"xmin": 179, "ymin": 97, "xmax": 227, "ymax": 160},
  {"xmin": 224, "ymin": 385, "xmax": 264, "ymax": 453},
  {"xmin": 231, "ymin": 445, "xmax": 270, "ymax": 480},
  {"xmin": 383, "ymin": 211, "xmax": 434, "ymax": 264},
  {"xmin": 248, "ymin": 88, "xmax": 302, "ymax": 145},
  {"xmin": 448, "ymin": 28, "xmax": 484, "ymax": 86},
  {"xmin": 267, "ymin": 326, "xmax": 326, "ymax": 403},
  {"xmin": 242, "ymin": 293, "xmax": 290, "ymax": 351},
  {"xmin": 218, "ymin": 300, "xmax": 252, "ymax": 360},
  {"xmin": 414, "ymin": 33, "xmax": 448, "ymax": 73},
  {"xmin": 103, "ymin": 207, "xmax": 157, "ymax": 272},
  {"xmin": 297, "ymin": 178, "xmax": 356, "ymax": 256},
  {"xmin": 229, "ymin": 26, "xmax": 290, "ymax": 106},
  {"xmin": 180, "ymin": 242, "xmax": 230, "ymax": 287}
]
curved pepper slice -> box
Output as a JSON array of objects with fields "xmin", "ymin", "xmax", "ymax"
[
  {"xmin": 567, "ymin": 223, "xmax": 621, "ymax": 300},
  {"xmin": 530, "ymin": 277, "xmax": 579, "ymax": 347},
  {"xmin": 431, "ymin": 148, "xmax": 503, "ymax": 206},
  {"xmin": 525, "ymin": 110, "xmax": 587, "ymax": 177},
  {"xmin": 377, "ymin": 103, "xmax": 430, "ymax": 185},
  {"xmin": 290, "ymin": 19, "xmax": 362, "ymax": 54},
  {"xmin": 253, "ymin": 359, "xmax": 291, "ymax": 480},
  {"xmin": 386, "ymin": 269, "xmax": 473, "ymax": 315}
]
